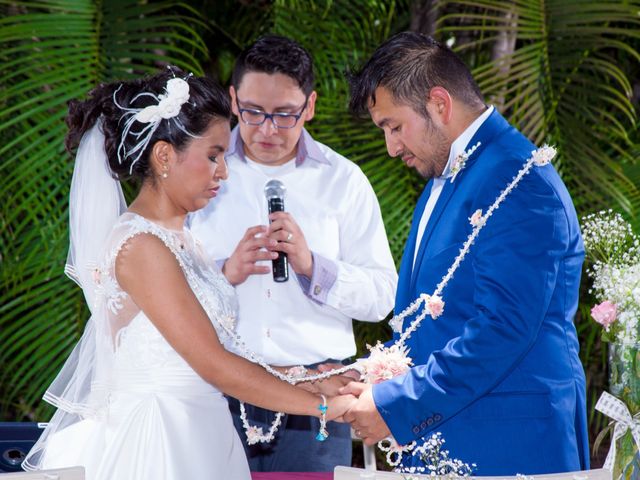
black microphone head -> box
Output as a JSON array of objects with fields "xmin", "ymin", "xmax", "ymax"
[{"xmin": 264, "ymin": 179, "xmax": 286, "ymax": 200}]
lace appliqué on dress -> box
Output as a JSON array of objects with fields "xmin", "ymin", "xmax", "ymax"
[
  {"xmin": 92, "ymin": 265, "xmax": 127, "ymax": 315},
  {"xmin": 102, "ymin": 213, "xmax": 239, "ymax": 344}
]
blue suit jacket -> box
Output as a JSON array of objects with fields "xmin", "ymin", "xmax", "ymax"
[{"xmin": 373, "ymin": 110, "xmax": 589, "ymax": 475}]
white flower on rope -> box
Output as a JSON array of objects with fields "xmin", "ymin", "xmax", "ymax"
[
  {"xmin": 469, "ymin": 209, "xmax": 484, "ymax": 227},
  {"xmin": 245, "ymin": 426, "xmax": 264, "ymax": 445},
  {"xmin": 532, "ymin": 144, "xmax": 556, "ymax": 166}
]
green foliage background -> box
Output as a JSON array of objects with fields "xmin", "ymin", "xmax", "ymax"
[{"xmin": 1, "ymin": 0, "xmax": 639, "ymax": 467}]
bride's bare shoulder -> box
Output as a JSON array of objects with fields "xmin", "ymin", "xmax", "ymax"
[{"xmin": 115, "ymin": 232, "xmax": 184, "ymax": 292}]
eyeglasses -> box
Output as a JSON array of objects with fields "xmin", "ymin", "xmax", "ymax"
[{"xmin": 236, "ymin": 97, "xmax": 307, "ymax": 129}]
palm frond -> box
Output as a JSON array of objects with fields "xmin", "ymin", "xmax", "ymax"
[
  {"xmin": 436, "ymin": 0, "xmax": 640, "ymax": 219},
  {"xmin": 0, "ymin": 0, "xmax": 208, "ymax": 419}
]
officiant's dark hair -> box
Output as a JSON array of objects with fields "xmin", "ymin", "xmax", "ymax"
[
  {"xmin": 348, "ymin": 32, "xmax": 485, "ymax": 118},
  {"xmin": 65, "ymin": 68, "xmax": 231, "ymax": 182},
  {"xmin": 231, "ymin": 35, "xmax": 314, "ymax": 96}
]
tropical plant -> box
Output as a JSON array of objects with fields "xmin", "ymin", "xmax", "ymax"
[
  {"xmin": 435, "ymin": 0, "xmax": 640, "ymax": 217},
  {"xmin": 0, "ymin": 0, "xmax": 208, "ymax": 420}
]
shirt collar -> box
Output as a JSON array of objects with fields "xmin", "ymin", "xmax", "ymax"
[
  {"xmin": 226, "ymin": 125, "xmax": 331, "ymax": 166},
  {"xmin": 439, "ymin": 105, "xmax": 494, "ymax": 179}
]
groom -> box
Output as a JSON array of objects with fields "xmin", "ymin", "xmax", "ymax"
[{"xmin": 341, "ymin": 32, "xmax": 590, "ymax": 476}]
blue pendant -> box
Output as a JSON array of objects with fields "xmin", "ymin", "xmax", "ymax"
[{"xmin": 315, "ymin": 429, "xmax": 329, "ymax": 442}]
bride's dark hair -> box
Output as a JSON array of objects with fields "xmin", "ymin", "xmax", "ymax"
[{"xmin": 65, "ymin": 68, "xmax": 231, "ymax": 181}]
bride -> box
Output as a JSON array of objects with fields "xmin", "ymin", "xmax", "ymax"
[{"xmin": 22, "ymin": 68, "xmax": 355, "ymax": 480}]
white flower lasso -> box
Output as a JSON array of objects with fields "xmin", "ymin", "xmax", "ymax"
[
  {"xmin": 379, "ymin": 437, "xmax": 417, "ymax": 467},
  {"xmin": 113, "ymin": 72, "xmax": 195, "ymax": 174},
  {"xmin": 239, "ymin": 401, "xmax": 285, "ymax": 445},
  {"xmin": 595, "ymin": 390, "xmax": 640, "ymax": 471},
  {"xmin": 209, "ymin": 143, "xmax": 556, "ymax": 462}
]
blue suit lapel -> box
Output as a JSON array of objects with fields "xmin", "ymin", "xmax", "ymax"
[
  {"xmin": 395, "ymin": 180, "xmax": 433, "ymax": 314},
  {"xmin": 410, "ymin": 179, "xmax": 457, "ymax": 291},
  {"xmin": 408, "ymin": 108, "xmax": 511, "ymax": 291}
]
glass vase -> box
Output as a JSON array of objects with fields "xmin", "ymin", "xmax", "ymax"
[{"xmin": 608, "ymin": 342, "xmax": 640, "ymax": 479}]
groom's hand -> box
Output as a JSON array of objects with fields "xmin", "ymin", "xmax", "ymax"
[{"xmin": 340, "ymin": 382, "xmax": 391, "ymax": 446}]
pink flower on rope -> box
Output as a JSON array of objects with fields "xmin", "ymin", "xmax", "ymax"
[
  {"xmin": 427, "ymin": 295, "xmax": 445, "ymax": 319},
  {"xmin": 469, "ymin": 209, "xmax": 484, "ymax": 227},
  {"xmin": 361, "ymin": 342, "xmax": 413, "ymax": 384},
  {"xmin": 591, "ymin": 301, "xmax": 617, "ymax": 329}
]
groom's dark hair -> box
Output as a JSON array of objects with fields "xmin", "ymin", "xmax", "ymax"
[{"xmin": 348, "ymin": 31, "xmax": 485, "ymax": 118}]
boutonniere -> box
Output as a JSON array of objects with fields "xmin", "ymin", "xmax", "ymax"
[
  {"xmin": 449, "ymin": 141, "xmax": 481, "ymax": 183},
  {"xmin": 531, "ymin": 144, "xmax": 556, "ymax": 166}
]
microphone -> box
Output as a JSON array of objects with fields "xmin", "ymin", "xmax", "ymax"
[{"xmin": 264, "ymin": 179, "xmax": 288, "ymax": 282}]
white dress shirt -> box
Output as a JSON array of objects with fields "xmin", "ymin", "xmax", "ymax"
[
  {"xmin": 413, "ymin": 106, "xmax": 494, "ymax": 266},
  {"xmin": 190, "ymin": 127, "xmax": 397, "ymax": 366}
]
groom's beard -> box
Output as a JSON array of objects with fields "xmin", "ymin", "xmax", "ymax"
[{"xmin": 411, "ymin": 124, "xmax": 450, "ymax": 180}]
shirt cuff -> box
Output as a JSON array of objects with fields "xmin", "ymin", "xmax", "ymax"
[
  {"xmin": 216, "ymin": 258, "xmax": 226, "ymax": 271},
  {"xmin": 296, "ymin": 252, "xmax": 337, "ymax": 304}
]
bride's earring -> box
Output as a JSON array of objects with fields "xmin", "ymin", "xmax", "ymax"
[{"xmin": 161, "ymin": 164, "xmax": 169, "ymax": 179}]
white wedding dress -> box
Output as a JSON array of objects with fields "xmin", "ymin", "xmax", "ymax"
[{"xmin": 24, "ymin": 212, "xmax": 251, "ymax": 480}]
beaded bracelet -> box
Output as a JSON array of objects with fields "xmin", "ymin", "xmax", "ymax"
[{"xmin": 316, "ymin": 394, "xmax": 329, "ymax": 441}]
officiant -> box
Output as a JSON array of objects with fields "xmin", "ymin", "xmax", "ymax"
[
  {"xmin": 189, "ymin": 35, "xmax": 397, "ymax": 472},
  {"xmin": 341, "ymin": 31, "xmax": 590, "ymax": 476}
]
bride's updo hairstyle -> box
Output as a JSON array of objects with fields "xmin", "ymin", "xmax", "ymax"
[{"xmin": 65, "ymin": 68, "xmax": 231, "ymax": 181}]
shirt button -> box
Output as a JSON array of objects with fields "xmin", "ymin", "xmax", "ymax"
[
  {"xmin": 266, "ymin": 289, "xmax": 271, "ymax": 298},
  {"xmin": 313, "ymin": 285, "xmax": 322, "ymax": 295}
]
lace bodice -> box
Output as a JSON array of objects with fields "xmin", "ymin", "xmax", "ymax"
[
  {"xmin": 25, "ymin": 213, "xmax": 251, "ymax": 479},
  {"xmin": 91, "ymin": 212, "xmax": 238, "ymax": 371}
]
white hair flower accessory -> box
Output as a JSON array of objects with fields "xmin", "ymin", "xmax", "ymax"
[
  {"xmin": 134, "ymin": 78, "xmax": 191, "ymax": 123},
  {"xmin": 114, "ymin": 73, "xmax": 195, "ymax": 174}
]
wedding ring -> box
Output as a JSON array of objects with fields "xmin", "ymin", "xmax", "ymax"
[
  {"xmin": 286, "ymin": 232, "xmax": 293, "ymax": 242},
  {"xmin": 355, "ymin": 430, "xmax": 361, "ymax": 437}
]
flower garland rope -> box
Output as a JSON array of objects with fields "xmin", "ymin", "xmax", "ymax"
[{"xmin": 210, "ymin": 144, "xmax": 557, "ymax": 458}]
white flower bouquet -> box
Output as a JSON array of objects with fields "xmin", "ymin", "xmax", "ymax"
[
  {"xmin": 583, "ymin": 210, "xmax": 640, "ymax": 479},
  {"xmin": 582, "ymin": 210, "xmax": 640, "ymax": 344}
]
